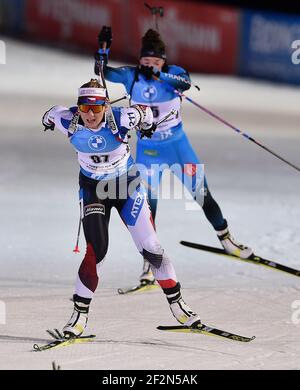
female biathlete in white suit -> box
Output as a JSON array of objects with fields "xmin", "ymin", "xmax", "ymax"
[{"xmin": 42, "ymin": 79, "xmax": 200, "ymax": 337}]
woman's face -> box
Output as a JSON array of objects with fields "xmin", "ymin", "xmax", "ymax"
[
  {"xmin": 139, "ymin": 57, "xmax": 165, "ymax": 72},
  {"xmin": 79, "ymin": 105, "xmax": 107, "ymax": 129}
]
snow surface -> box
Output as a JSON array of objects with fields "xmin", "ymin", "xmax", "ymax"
[{"xmin": 0, "ymin": 37, "xmax": 300, "ymax": 370}]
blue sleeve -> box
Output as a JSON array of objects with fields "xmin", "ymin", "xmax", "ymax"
[
  {"xmin": 46, "ymin": 105, "xmax": 74, "ymax": 136},
  {"xmin": 111, "ymin": 107, "xmax": 129, "ymax": 138},
  {"xmin": 104, "ymin": 66, "xmax": 136, "ymax": 94},
  {"xmin": 104, "ymin": 66, "xmax": 128, "ymax": 84},
  {"xmin": 94, "ymin": 48, "xmax": 137, "ymax": 93},
  {"xmin": 159, "ymin": 65, "xmax": 191, "ymax": 92},
  {"xmin": 60, "ymin": 106, "xmax": 77, "ymax": 132}
]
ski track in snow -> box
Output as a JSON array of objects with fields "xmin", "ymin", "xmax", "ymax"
[{"xmin": 0, "ymin": 38, "xmax": 300, "ymax": 370}]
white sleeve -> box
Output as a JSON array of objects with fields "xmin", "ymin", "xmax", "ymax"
[
  {"xmin": 120, "ymin": 105, "xmax": 153, "ymax": 130},
  {"xmin": 43, "ymin": 105, "xmax": 74, "ymax": 136},
  {"xmin": 120, "ymin": 107, "xmax": 141, "ymax": 129}
]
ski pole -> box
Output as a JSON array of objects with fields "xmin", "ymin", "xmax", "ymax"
[
  {"xmin": 139, "ymin": 109, "xmax": 176, "ymax": 138},
  {"xmin": 73, "ymin": 214, "xmax": 81, "ymax": 253},
  {"xmin": 143, "ymin": 3, "xmax": 200, "ymax": 91},
  {"xmin": 155, "ymin": 109, "xmax": 176, "ymax": 126},
  {"xmin": 155, "ymin": 76, "xmax": 300, "ymax": 173},
  {"xmin": 110, "ymin": 93, "xmax": 130, "ymax": 105},
  {"xmin": 96, "ymin": 37, "xmax": 120, "ymax": 135},
  {"xmin": 144, "ymin": 3, "xmax": 164, "ymax": 31},
  {"xmin": 178, "ymin": 91, "xmax": 300, "ymax": 173}
]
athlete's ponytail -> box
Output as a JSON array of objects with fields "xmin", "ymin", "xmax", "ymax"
[{"xmin": 140, "ymin": 29, "xmax": 166, "ymax": 60}]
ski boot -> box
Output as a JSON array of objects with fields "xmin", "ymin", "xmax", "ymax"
[
  {"xmin": 169, "ymin": 298, "xmax": 201, "ymax": 327},
  {"xmin": 165, "ymin": 285, "xmax": 201, "ymax": 327},
  {"xmin": 62, "ymin": 300, "xmax": 89, "ymax": 338},
  {"xmin": 140, "ymin": 259, "xmax": 156, "ymax": 287},
  {"xmin": 216, "ymin": 226, "xmax": 253, "ymax": 259}
]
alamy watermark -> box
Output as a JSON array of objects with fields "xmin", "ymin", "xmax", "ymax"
[
  {"xmin": 291, "ymin": 300, "xmax": 300, "ymax": 325},
  {"xmin": 0, "ymin": 300, "xmax": 6, "ymax": 324},
  {"xmin": 291, "ymin": 40, "xmax": 300, "ymax": 64},
  {"xmin": 95, "ymin": 163, "xmax": 206, "ymax": 210},
  {"xmin": 0, "ymin": 40, "xmax": 6, "ymax": 64}
]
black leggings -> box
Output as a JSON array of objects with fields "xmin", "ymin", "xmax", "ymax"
[{"xmin": 75, "ymin": 171, "xmax": 179, "ymax": 303}]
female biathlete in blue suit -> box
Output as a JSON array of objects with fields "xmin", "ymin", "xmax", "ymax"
[{"xmin": 95, "ymin": 28, "xmax": 253, "ymax": 287}]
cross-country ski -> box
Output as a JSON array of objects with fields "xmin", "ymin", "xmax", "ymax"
[
  {"xmin": 157, "ymin": 323, "xmax": 255, "ymax": 343},
  {"xmin": 33, "ymin": 330, "xmax": 96, "ymax": 352},
  {"xmin": 180, "ymin": 241, "xmax": 300, "ymax": 277}
]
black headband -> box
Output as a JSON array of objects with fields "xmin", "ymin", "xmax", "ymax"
[{"xmin": 140, "ymin": 48, "xmax": 166, "ymax": 60}]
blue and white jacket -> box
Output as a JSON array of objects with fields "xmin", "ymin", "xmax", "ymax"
[
  {"xmin": 44, "ymin": 105, "xmax": 148, "ymax": 180},
  {"xmin": 103, "ymin": 64, "xmax": 191, "ymax": 141}
]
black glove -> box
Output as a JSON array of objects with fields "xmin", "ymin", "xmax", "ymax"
[
  {"xmin": 42, "ymin": 109, "xmax": 55, "ymax": 131},
  {"xmin": 139, "ymin": 65, "xmax": 160, "ymax": 81},
  {"xmin": 98, "ymin": 26, "xmax": 112, "ymax": 48},
  {"xmin": 43, "ymin": 122, "xmax": 55, "ymax": 131},
  {"xmin": 140, "ymin": 123, "xmax": 157, "ymax": 139},
  {"xmin": 139, "ymin": 65, "xmax": 154, "ymax": 80},
  {"xmin": 95, "ymin": 26, "xmax": 112, "ymax": 74}
]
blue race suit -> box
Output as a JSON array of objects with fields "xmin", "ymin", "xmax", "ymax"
[{"xmin": 101, "ymin": 64, "xmax": 227, "ymax": 231}]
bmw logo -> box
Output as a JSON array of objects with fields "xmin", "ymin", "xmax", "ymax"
[
  {"xmin": 88, "ymin": 135, "xmax": 106, "ymax": 151},
  {"xmin": 142, "ymin": 86, "xmax": 157, "ymax": 100}
]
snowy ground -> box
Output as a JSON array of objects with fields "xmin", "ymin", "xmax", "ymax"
[{"xmin": 0, "ymin": 38, "xmax": 300, "ymax": 370}]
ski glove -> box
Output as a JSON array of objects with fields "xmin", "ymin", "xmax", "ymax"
[
  {"xmin": 140, "ymin": 123, "xmax": 157, "ymax": 139},
  {"xmin": 94, "ymin": 26, "xmax": 112, "ymax": 74},
  {"xmin": 98, "ymin": 26, "xmax": 112, "ymax": 49},
  {"xmin": 42, "ymin": 108, "xmax": 55, "ymax": 131},
  {"xmin": 130, "ymin": 104, "xmax": 157, "ymax": 139},
  {"xmin": 139, "ymin": 65, "xmax": 160, "ymax": 80}
]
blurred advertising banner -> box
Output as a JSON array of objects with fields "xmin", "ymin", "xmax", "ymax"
[
  {"xmin": 23, "ymin": 0, "xmax": 239, "ymax": 74},
  {"xmin": 24, "ymin": 0, "xmax": 126, "ymax": 58},
  {"xmin": 128, "ymin": 0, "xmax": 239, "ymax": 74},
  {"xmin": 239, "ymin": 10, "xmax": 300, "ymax": 84}
]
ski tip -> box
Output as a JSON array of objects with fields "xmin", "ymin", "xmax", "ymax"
[
  {"xmin": 33, "ymin": 343, "xmax": 41, "ymax": 351},
  {"xmin": 117, "ymin": 284, "xmax": 159, "ymax": 295},
  {"xmin": 156, "ymin": 325, "xmax": 184, "ymax": 331},
  {"xmin": 241, "ymin": 335, "xmax": 256, "ymax": 343},
  {"xmin": 180, "ymin": 240, "xmax": 191, "ymax": 247},
  {"xmin": 81, "ymin": 334, "xmax": 96, "ymax": 339}
]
